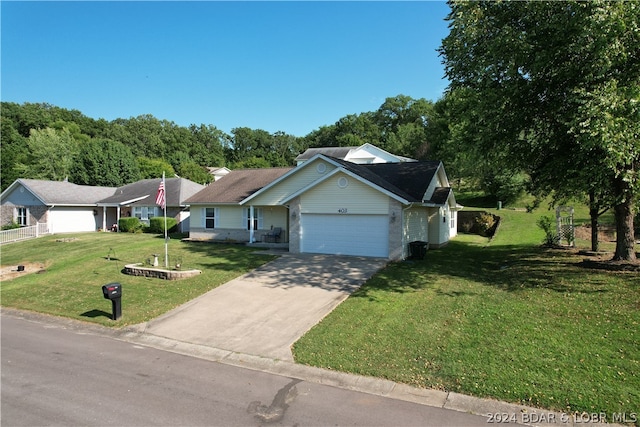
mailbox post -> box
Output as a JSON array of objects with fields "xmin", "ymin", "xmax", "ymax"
[{"xmin": 102, "ymin": 283, "xmax": 122, "ymax": 320}]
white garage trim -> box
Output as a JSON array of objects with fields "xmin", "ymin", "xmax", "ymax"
[{"xmin": 300, "ymin": 214, "xmax": 388, "ymax": 257}]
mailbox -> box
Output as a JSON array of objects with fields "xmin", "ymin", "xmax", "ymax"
[
  {"xmin": 101, "ymin": 282, "xmax": 122, "ymax": 320},
  {"xmin": 102, "ymin": 283, "xmax": 122, "ymax": 300}
]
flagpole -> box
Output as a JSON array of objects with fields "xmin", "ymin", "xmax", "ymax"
[{"xmin": 163, "ymin": 172, "xmax": 168, "ymax": 268}]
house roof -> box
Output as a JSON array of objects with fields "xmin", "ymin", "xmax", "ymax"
[
  {"xmin": 3, "ymin": 179, "xmax": 116, "ymax": 206},
  {"xmin": 98, "ymin": 178, "xmax": 205, "ymax": 207},
  {"xmin": 431, "ymin": 187, "xmax": 452, "ymax": 205},
  {"xmin": 329, "ymin": 157, "xmax": 444, "ymax": 203},
  {"xmin": 295, "ymin": 147, "xmax": 356, "ymax": 162},
  {"xmin": 185, "ymin": 167, "xmax": 293, "ymax": 204},
  {"xmin": 295, "ymin": 144, "xmax": 417, "ymax": 163}
]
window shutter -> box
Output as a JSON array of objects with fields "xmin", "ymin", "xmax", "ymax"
[
  {"xmin": 242, "ymin": 208, "xmax": 248, "ymax": 229},
  {"xmin": 214, "ymin": 208, "xmax": 220, "ymax": 228},
  {"xmin": 201, "ymin": 208, "xmax": 206, "ymax": 228}
]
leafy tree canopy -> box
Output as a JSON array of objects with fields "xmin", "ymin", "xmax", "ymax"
[{"xmin": 439, "ymin": 0, "xmax": 639, "ymax": 260}]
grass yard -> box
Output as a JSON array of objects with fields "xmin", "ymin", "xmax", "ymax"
[
  {"xmin": 293, "ymin": 208, "xmax": 640, "ymax": 420},
  {"xmin": 0, "ymin": 232, "xmax": 275, "ymax": 326}
]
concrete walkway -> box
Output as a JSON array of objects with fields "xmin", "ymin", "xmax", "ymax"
[{"xmin": 141, "ymin": 253, "xmax": 388, "ymax": 361}]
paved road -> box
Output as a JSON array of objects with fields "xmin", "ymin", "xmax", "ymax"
[
  {"xmin": 1, "ymin": 313, "xmax": 491, "ymax": 426},
  {"xmin": 142, "ymin": 254, "xmax": 388, "ymax": 361}
]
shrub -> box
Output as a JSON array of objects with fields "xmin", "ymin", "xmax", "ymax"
[
  {"xmin": 1, "ymin": 221, "xmax": 21, "ymax": 230},
  {"xmin": 536, "ymin": 215, "xmax": 559, "ymax": 246},
  {"xmin": 474, "ymin": 213, "xmax": 496, "ymax": 237},
  {"xmin": 118, "ymin": 217, "xmax": 143, "ymax": 233},
  {"xmin": 148, "ymin": 217, "xmax": 178, "ymax": 234}
]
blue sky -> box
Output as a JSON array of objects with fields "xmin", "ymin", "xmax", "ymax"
[{"xmin": 1, "ymin": 1, "xmax": 452, "ymax": 137}]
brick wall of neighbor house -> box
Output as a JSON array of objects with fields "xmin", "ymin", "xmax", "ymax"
[
  {"xmin": 0, "ymin": 205, "xmax": 14, "ymax": 226},
  {"xmin": 388, "ymin": 199, "xmax": 404, "ymax": 260},
  {"xmin": 288, "ymin": 196, "xmax": 302, "ymax": 254},
  {"xmin": 0, "ymin": 205, "xmax": 48, "ymax": 227}
]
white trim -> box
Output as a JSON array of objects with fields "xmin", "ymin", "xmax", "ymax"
[{"xmin": 119, "ymin": 195, "xmax": 150, "ymax": 205}]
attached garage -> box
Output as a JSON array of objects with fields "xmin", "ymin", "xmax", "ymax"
[
  {"xmin": 300, "ymin": 213, "xmax": 389, "ymax": 257},
  {"xmin": 49, "ymin": 207, "xmax": 98, "ymax": 233}
]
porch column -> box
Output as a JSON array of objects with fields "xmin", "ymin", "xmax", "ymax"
[
  {"xmin": 116, "ymin": 206, "xmax": 121, "ymax": 232},
  {"xmin": 249, "ymin": 205, "xmax": 255, "ymax": 243},
  {"xmin": 102, "ymin": 207, "xmax": 107, "ymax": 231}
]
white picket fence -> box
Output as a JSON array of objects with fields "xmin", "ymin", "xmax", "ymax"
[{"xmin": 0, "ymin": 223, "xmax": 50, "ymax": 245}]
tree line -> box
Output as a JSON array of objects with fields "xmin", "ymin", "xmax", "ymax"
[{"xmin": 0, "ymin": 95, "xmax": 437, "ymax": 190}]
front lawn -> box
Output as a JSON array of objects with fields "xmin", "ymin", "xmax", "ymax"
[
  {"xmin": 293, "ymin": 208, "xmax": 639, "ymax": 420},
  {"xmin": 0, "ymin": 232, "xmax": 275, "ymax": 326}
]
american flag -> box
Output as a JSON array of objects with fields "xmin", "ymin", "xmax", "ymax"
[{"xmin": 155, "ymin": 178, "xmax": 166, "ymax": 209}]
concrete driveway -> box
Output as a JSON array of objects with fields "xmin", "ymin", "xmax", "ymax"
[{"xmin": 141, "ymin": 253, "xmax": 387, "ymax": 361}]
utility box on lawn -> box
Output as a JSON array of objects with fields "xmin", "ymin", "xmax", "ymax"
[{"xmin": 102, "ymin": 282, "xmax": 122, "ymax": 320}]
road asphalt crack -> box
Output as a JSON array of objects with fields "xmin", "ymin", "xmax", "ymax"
[{"xmin": 247, "ymin": 378, "xmax": 302, "ymax": 424}]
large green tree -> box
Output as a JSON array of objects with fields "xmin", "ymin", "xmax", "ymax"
[
  {"xmin": 70, "ymin": 138, "xmax": 140, "ymax": 187},
  {"xmin": 17, "ymin": 127, "xmax": 79, "ymax": 181},
  {"xmin": 440, "ymin": 0, "xmax": 640, "ymax": 261}
]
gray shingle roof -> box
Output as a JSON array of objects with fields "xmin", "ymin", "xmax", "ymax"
[
  {"xmin": 295, "ymin": 147, "xmax": 357, "ymax": 162},
  {"xmin": 15, "ymin": 179, "xmax": 116, "ymax": 205},
  {"xmin": 185, "ymin": 168, "xmax": 294, "ymax": 204},
  {"xmin": 98, "ymin": 178, "xmax": 205, "ymax": 206},
  {"xmin": 185, "ymin": 159, "xmax": 451, "ymax": 206},
  {"xmin": 329, "ymin": 157, "xmax": 444, "ymax": 203}
]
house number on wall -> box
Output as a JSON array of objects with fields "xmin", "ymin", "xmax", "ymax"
[{"xmin": 338, "ymin": 208, "xmax": 348, "ymax": 213}]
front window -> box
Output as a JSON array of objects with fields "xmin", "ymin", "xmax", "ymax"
[
  {"xmin": 243, "ymin": 208, "xmax": 263, "ymax": 230},
  {"xmin": 133, "ymin": 206, "xmax": 160, "ymax": 223},
  {"xmin": 16, "ymin": 207, "xmax": 27, "ymax": 226},
  {"xmin": 205, "ymin": 208, "xmax": 216, "ymax": 229}
]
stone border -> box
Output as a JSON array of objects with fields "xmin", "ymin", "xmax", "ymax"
[{"xmin": 123, "ymin": 263, "xmax": 201, "ymax": 280}]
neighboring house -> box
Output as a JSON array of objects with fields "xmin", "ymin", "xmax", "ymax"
[
  {"xmin": 0, "ymin": 179, "xmax": 116, "ymax": 233},
  {"xmin": 295, "ymin": 143, "xmax": 417, "ymax": 165},
  {"xmin": 97, "ymin": 178, "xmax": 205, "ymax": 233},
  {"xmin": 187, "ymin": 149, "xmax": 460, "ymax": 260},
  {"xmin": 206, "ymin": 167, "xmax": 231, "ymax": 181},
  {"xmin": 1, "ymin": 177, "xmax": 205, "ymax": 234}
]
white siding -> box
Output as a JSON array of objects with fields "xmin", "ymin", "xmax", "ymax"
[
  {"xmin": 404, "ymin": 207, "xmax": 429, "ymax": 244},
  {"xmin": 249, "ymin": 159, "xmax": 337, "ymax": 205},
  {"xmin": 300, "ymin": 173, "xmax": 388, "ymax": 215}
]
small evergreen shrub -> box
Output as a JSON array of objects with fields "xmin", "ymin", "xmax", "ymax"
[
  {"xmin": 119, "ymin": 217, "xmax": 143, "ymax": 233},
  {"xmin": 148, "ymin": 217, "xmax": 178, "ymax": 234}
]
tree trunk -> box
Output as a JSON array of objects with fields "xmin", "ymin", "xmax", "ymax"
[
  {"xmin": 589, "ymin": 191, "xmax": 600, "ymax": 252},
  {"xmin": 612, "ymin": 177, "xmax": 636, "ymax": 262}
]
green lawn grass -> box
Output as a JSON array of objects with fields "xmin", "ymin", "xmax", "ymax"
[
  {"xmin": 0, "ymin": 232, "xmax": 275, "ymax": 326},
  {"xmin": 293, "ymin": 208, "xmax": 639, "ymax": 419}
]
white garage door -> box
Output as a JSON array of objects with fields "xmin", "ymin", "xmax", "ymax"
[
  {"xmin": 49, "ymin": 208, "xmax": 97, "ymax": 233},
  {"xmin": 301, "ymin": 214, "xmax": 388, "ymax": 257}
]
